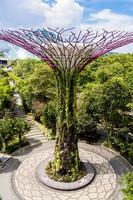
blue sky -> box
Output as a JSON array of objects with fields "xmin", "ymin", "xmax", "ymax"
[{"xmin": 0, "ymin": 0, "xmax": 133, "ymax": 58}]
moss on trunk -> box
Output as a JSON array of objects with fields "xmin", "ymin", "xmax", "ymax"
[{"xmin": 45, "ymin": 70, "xmax": 86, "ymax": 182}]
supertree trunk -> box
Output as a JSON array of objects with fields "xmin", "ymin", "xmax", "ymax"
[{"xmin": 46, "ymin": 70, "xmax": 82, "ymax": 181}]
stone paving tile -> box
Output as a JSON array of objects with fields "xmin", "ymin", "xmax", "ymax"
[
  {"xmin": 13, "ymin": 148, "xmax": 117, "ymax": 200},
  {"xmin": 1, "ymin": 141, "xmax": 132, "ymax": 200}
]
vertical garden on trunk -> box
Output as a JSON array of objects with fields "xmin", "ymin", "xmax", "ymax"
[
  {"xmin": 0, "ymin": 28, "xmax": 133, "ymax": 182},
  {"xmin": 46, "ymin": 70, "xmax": 83, "ymax": 181}
]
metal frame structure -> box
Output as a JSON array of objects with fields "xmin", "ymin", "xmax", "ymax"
[{"xmin": 0, "ymin": 28, "xmax": 133, "ymax": 72}]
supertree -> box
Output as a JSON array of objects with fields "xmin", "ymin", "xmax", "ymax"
[{"xmin": 0, "ymin": 28, "xmax": 133, "ymax": 182}]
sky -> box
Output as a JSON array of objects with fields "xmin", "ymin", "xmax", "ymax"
[{"xmin": 0, "ymin": 0, "xmax": 133, "ymax": 58}]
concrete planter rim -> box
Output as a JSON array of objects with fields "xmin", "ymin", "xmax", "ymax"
[{"xmin": 36, "ymin": 157, "xmax": 96, "ymax": 191}]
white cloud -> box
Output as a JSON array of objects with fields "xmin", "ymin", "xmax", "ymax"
[
  {"xmin": 0, "ymin": 1, "xmax": 133, "ymax": 53},
  {"xmin": 78, "ymin": 9, "xmax": 133, "ymax": 31},
  {"xmin": 20, "ymin": 0, "xmax": 49, "ymax": 14},
  {"xmin": 45, "ymin": 0, "xmax": 83, "ymax": 27},
  {"xmin": 77, "ymin": 9, "xmax": 133, "ymax": 53},
  {"xmin": 20, "ymin": 0, "xmax": 84, "ymax": 27},
  {"xmin": 90, "ymin": 9, "xmax": 133, "ymax": 31}
]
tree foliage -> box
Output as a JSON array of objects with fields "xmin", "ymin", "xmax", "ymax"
[
  {"xmin": 12, "ymin": 59, "xmax": 55, "ymax": 112},
  {"xmin": 0, "ymin": 68, "xmax": 13, "ymax": 115},
  {"xmin": 0, "ymin": 117, "xmax": 30, "ymax": 152},
  {"xmin": 11, "ymin": 54, "xmax": 133, "ymax": 153},
  {"xmin": 13, "ymin": 117, "xmax": 30, "ymax": 143},
  {"xmin": 0, "ymin": 118, "xmax": 14, "ymax": 149},
  {"xmin": 78, "ymin": 54, "xmax": 133, "ymax": 163}
]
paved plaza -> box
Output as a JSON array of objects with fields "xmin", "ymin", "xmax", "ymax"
[{"xmin": 0, "ymin": 141, "xmax": 132, "ymax": 200}]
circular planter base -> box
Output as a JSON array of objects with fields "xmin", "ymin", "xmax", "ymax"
[
  {"xmin": 12, "ymin": 145, "xmax": 119, "ymax": 200},
  {"xmin": 36, "ymin": 158, "xmax": 95, "ymax": 190}
]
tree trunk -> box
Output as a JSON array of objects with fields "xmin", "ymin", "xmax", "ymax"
[
  {"xmin": 1, "ymin": 137, "xmax": 6, "ymax": 152},
  {"xmin": 19, "ymin": 133, "xmax": 22, "ymax": 144},
  {"xmin": 46, "ymin": 70, "xmax": 83, "ymax": 182}
]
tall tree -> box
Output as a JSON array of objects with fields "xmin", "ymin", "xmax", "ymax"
[{"xmin": 0, "ymin": 28, "xmax": 133, "ymax": 181}]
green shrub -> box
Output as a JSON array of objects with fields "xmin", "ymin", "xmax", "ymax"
[
  {"xmin": 0, "ymin": 118, "xmax": 15, "ymax": 150},
  {"xmin": 120, "ymin": 172, "xmax": 133, "ymax": 200},
  {"xmin": 14, "ymin": 118, "xmax": 30, "ymax": 143},
  {"xmin": 0, "ymin": 117, "xmax": 30, "ymax": 153},
  {"xmin": 5, "ymin": 137, "xmax": 29, "ymax": 154},
  {"xmin": 103, "ymin": 132, "xmax": 133, "ymax": 165},
  {"xmin": 77, "ymin": 109, "xmax": 99, "ymax": 143},
  {"xmin": 76, "ymin": 91, "xmax": 99, "ymax": 143}
]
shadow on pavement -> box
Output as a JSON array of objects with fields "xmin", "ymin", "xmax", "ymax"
[
  {"xmin": 109, "ymin": 155, "xmax": 132, "ymax": 176},
  {"xmin": 12, "ymin": 142, "xmax": 43, "ymax": 157},
  {"xmin": 0, "ymin": 157, "xmax": 21, "ymax": 174},
  {"xmin": 0, "ymin": 142, "xmax": 43, "ymax": 174}
]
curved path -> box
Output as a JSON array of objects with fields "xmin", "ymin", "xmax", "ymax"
[
  {"xmin": 14, "ymin": 106, "xmax": 47, "ymax": 145},
  {"xmin": 0, "ymin": 141, "xmax": 132, "ymax": 200}
]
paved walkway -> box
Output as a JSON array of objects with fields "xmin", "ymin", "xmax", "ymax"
[
  {"xmin": 14, "ymin": 107, "xmax": 47, "ymax": 145},
  {"xmin": 0, "ymin": 153, "xmax": 11, "ymax": 167},
  {"xmin": 13, "ymin": 146, "xmax": 116, "ymax": 200},
  {"xmin": 0, "ymin": 153, "xmax": 11, "ymax": 162},
  {"xmin": 0, "ymin": 141, "xmax": 132, "ymax": 200},
  {"xmin": 0, "ymin": 105, "xmax": 48, "ymax": 199},
  {"xmin": 13, "ymin": 90, "xmax": 47, "ymax": 145}
]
